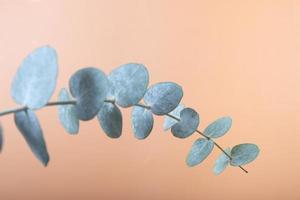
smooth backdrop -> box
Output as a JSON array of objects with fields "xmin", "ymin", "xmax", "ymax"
[{"xmin": 0, "ymin": 0, "xmax": 299, "ymax": 199}]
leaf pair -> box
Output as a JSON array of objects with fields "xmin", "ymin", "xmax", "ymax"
[
  {"xmin": 10, "ymin": 46, "xmax": 57, "ymax": 166},
  {"xmin": 213, "ymin": 144, "xmax": 260, "ymax": 175},
  {"xmin": 69, "ymin": 63, "xmax": 150, "ymax": 119},
  {"xmin": 187, "ymin": 140, "xmax": 259, "ymax": 174},
  {"xmin": 185, "ymin": 116, "xmax": 259, "ymax": 173},
  {"xmin": 98, "ymin": 63, "xmax": 149, "ymax": 138},
  {"xmin": 185, "ymin": 117, "xmax": 232, "ymax": 167},
  {"xmin": 131, "ymin": 82, "xmax": 184, "ymax": 139}
]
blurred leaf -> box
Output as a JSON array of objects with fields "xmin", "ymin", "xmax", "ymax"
[
  {"xmin": 230, "ymin": 143, "xmax": 259, "ymax": 166},
  {"xmin": 57, "ymin": 88, "xmax": 79, "ymax": 134},
  {"xmin": 131, "ymin": 106, "xmax": 154, "ymax": 139},
  {"xmin": 69, "ymin": 67, "xmax": 109, "ymax": 121},
  {"xmin": 163, "ymin": 104, "xmax": 185, "ymax": 131},
  {"xmin": 186, "ymin": 138, "xmax": 214, "ymax": 167},
  {"xmin": 171, "ymin": 108, "xmax": 199, "ymax": 138},
  {"xmin": 144, "ymin": 82, "xmax": 183, "ymax": 115},
  {"xmin": 97, "ymin": 102, "xmax": 122, "ymax": 138},
  {"xmin": 213, "ymin": 148, "xmax": 231, "ymax": 175},
  {"xmin": 204, "ymin": 117, "xmax": 232, "ymax": 138},
  {"xmin": 0, "ymin": 123, "xmax": 3, "ymax": 152},
  {"xmin": 11, "ymin": 46, "xmax": 58, "ymax": 109},
  {"xmin": 108, "ymin": 63, "xmax": 149, "ymax": 107},
  {"xmin": 14, "ymin": 110, "xmax": 49, "ymax": 166}
]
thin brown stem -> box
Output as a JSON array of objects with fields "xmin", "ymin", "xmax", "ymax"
[
  {"xmin": 0, "ymin": 106, "xmax": 28, "ymax": 117},
  {"xmin": 46, "ymin": 100, "xmax": 76, "ymax": 106},
  {"xmin": 0, "ymin": 100, "xmax": 77, "ymax": 116}
]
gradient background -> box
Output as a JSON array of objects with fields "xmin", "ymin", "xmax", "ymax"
[{"xmin": 0, "ymin": 0, "xmax": 298, "ymax": 199}]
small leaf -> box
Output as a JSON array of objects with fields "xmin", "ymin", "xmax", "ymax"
[
  {"xmin": 131, "ymin": 106, "xmax": 154, "ymax": 139},
  {"xmin": 14, "ymin": 110, "xmax": 49, "ymax": 166},
  {"xmin": 171, "ymin": 108, "xmax": 199, "ymax": 138},
  {"xmin": 230, "ymin": 143, "xmax": 259, "ymax": 166},
  {"xmin": 11, "ymin": 46, "xmax": 58, "ymax": 109},
  {"xmin": 204, "ymin": 117, "xmax": 232, "ymax": 138},
  {"xmin": 69, "ymin": 67, "xmax": 109, "ymax": 121},
  {"xmin": 108, "ymin": 63, "xmax": 149, "ymax": 107},
  {"xmin": 213, "ymin": 148, "xmax": 231, "ymax": 175},
  {"xmin": 163, "ymin": 104, "xmax": 185, "ymax": 131},
  {"xmin": 0, "ymin": 123, "xmax": 3, "ymax": 152},
  {"xmin": 144, "ymin": 82, "xmax": 183, "ymax": 115},
  {"xmin": 186, "ymin": 138, "xmax": 214, "ymax": 167},
  {"xmin": 57, "ymin": 88, "xmax": 79, "ymax": 134},
  {"xmin": 97, "ymin": 102, "xmax": 122, "ymax": 138}
]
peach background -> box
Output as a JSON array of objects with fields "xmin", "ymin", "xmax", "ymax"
[{"xmin": 0, "ymin": 0, "xmax": 298, "ymax": 199}]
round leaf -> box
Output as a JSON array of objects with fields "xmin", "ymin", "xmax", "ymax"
[
  {"xmin": 213, "ymin": 148, "xmax": 231, "ymax": 175},
  {"xmin": 131, "ymin": 106, "xmax": 154, "ymax": 140},
  {"xmin": 11, "ymin": 46, "xmax": 58, "ymax": 109},
  {"xmin": 144, "ymin": 82, "xmax": 183, "ymax": 115},
  {"xmin": 57, "ymin": 88, "xmax": 79, "ymax": 135},
  {"xmin": 204, "ymin": 117, "xmax": 232, "ymax": 138},
  {"xmin": 108, "ymin": 63, "xmax": 149, "ymax": 107},
  {"xmin": 97, "ymin": 102, "xmax": 122, "ymax": 138},
  {"xmin": 186, "ymin": 138, "xmax": 214, "ymax": 167},
  {"xmin": 171, "ymin": 108, "xmax": 199, "ymax": 138},
  {"xmin": 14, "ymin": 110, "xmax": 49, "ymax": 166},
  {"xmin": 69, "ymin": 67, "xmax": 109, "ymax": 121},
  {"xmin": 230, "ymin": 143, "xmax": 260, "ymax": 166},
  {"xmin": 163, "ymin": 104, "xmax": 185, "ymax": 131}
]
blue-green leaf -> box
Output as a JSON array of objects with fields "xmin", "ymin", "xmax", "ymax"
[
  {"xmin": 186, "ymin": 138, "xmax": 214, "ymax": 167},
  {"xmin": 97, "ymin": 102, "xmax": 122, "ymax": 138},
  {"xmin": 108, "ymin": 63, "xmax": 149, "ymax": 107},
  {"xmin": 171, "ymin": 108, "xmax": 199, "ymax": 138},
  {"xmin": 230, "ymin": 143, "xmax": 259, "ymax": 166},
  {"xmin": 11, "ymin": 46, "xmax": 58, "ymax": 109},
  {"xmin": 131, "ymin": 106, "xmax": 154, "ymax": 139},
  {"xmin": 163, "ymin": 104, "xmax": 185, "ymax": 131},
  {"xmin": 57, "ymin": 88, "xmax": 79, "ymax": 135},
  {"xmin": 204, "ymin": 117, "xmax": 232, "ymax": 138},
  {"xmin": 14, "ymin": 110, "xmax": 49, "ymax": 166},
  {"xmin": 144, "ymin": 82, "xmax": 183, "ymax": 115},
  {"xmin": 69, "ymin": 67, "xmax": 109, "ymax": 121},
  {"xmin": 213, "ymin": 148, "xmax": 231, "ymax": 175}
]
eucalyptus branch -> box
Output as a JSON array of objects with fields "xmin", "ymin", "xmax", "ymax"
[
  {"xmin": 0, "ymin": 100, "xmax": 249, "ymax": 173},
  {"xmin": 0, "ymin": 45, "xmax": 259, "ymax": 174},
  {"xmin": 0, "ymin": 94, "xmax": 254, "ymax": 174}
]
